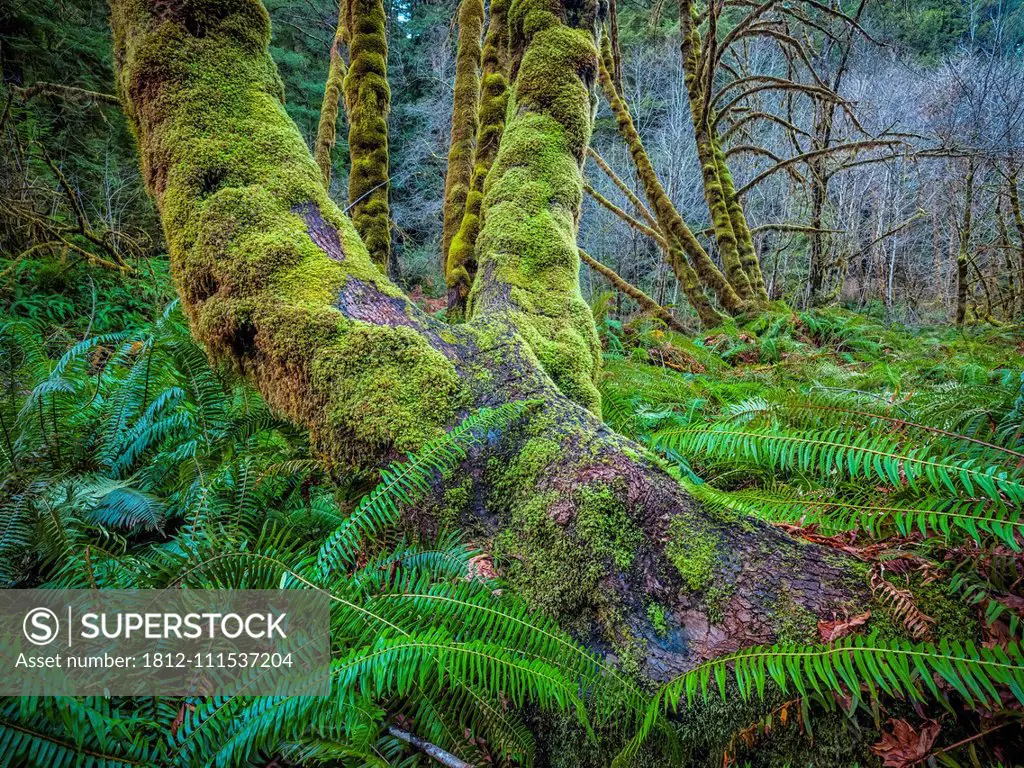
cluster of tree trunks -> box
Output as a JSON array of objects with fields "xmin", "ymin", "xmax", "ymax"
[{"xmin": 110, "ymin": 0, "xmax": 870, "ymax": 700}]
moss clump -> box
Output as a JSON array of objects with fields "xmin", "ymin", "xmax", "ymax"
[
  {"xmin": 490, "ymin": 435, "xmax": 561, "ymax": 502},
  {"xmin": 574, "ymin": 484, "xmax": 642, "ymax": 570},
  {"xmin": 437, "ymin": 476, "xmax": 473, "ymax": 529},
  {"xmin": 494, "ymin": 489, "xmax": 605, "ymax": 623},
  {"xmin": 664, "ymin": 515, "xmax": 720, "ymax": 592},
  {"xmin": 647, "ymin": 602, "xmax": 668, "ymax": 637},
  {"xmin": 771, "ymin": 590, "xmax": 818, "ymax": 644},
  {"xmin": 704, "ymin": 581, "xmax": 735, "ymax": 625},
  {"xmin": 868, "ymin": 574, "xmax": 980, "ymax": 644},
  {"xmin": 320, "ymin": 324, "xmax": 463, "ymax": 454}
]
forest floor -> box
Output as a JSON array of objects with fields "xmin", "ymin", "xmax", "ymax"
[{"xmin": 3, "ymin": 260, "xmax": 1024, "ymax": 765}]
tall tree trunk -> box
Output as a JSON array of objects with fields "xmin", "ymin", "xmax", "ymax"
[
  {"xmin": 440, "ymin": 0, "xmax": 485, "ymax": 276},
  {"xmin": 345, "ymin": 0, "xmax": 394, "ymax": 274},
  {"xmin": 314, "ymin": 3, "xmax": 349, "ymax": 190},
  {"xmin": 955, "ymin": 161, "xmax": 974, "ymax": 326},
  {"xmin": 996, "ymin": 200, "xmax": 1016, "ymax": 319},
  {"xmin": 715, "ymin": 139, "xmax": 769, "ymax": 301},
  {"xmin": 805, "ymin": 0, "xmax": 864, "ymax": 307},
  {"xmin": 1007, "ymin": 165, "xmax": 1024, "ymax": 318},
  {"xmin": 446, "ymin": 0, "xmax": 510, "ymax": 318},
  {"xmin": 678, "ymin": 0, "xmax": 752, "ymax": 301},
  {"xmin": 111, "ymin": 0, "xmax": 867, "ymax": 697}
]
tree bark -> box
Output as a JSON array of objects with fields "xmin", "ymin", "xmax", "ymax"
[{"xmin": 111, "ymin": 0, "xmax": 867, "ymax": 691}]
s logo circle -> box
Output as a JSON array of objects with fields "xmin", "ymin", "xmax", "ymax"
[{"xmin": 23, "ymin": 607, "xmax": 60, "ymax": 646}]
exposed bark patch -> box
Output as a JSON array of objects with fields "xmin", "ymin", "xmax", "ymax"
[{"xmin": 295, "ymin": 203, "xmax": 346, "ymax": 263}]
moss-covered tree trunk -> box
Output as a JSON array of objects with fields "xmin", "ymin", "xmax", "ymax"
[
  {"xmin": 344, "ymin": 0, "xmax": 394, "ymax": 275},
  {"xmin": 678, "ymin": 0, "xmax": 752, "ymax": 301},
  {"xmin": 111, "ymin": 0, "xmax": 867, "ymax": 696},
  {"xmin": 678, "ymin": 0, "xmax": 768, "ymax": 305},
  {"xmin": 440, "ymin": 0, "xmax": 485, "ymax": 276},
  {"xmin": 596, "ymin": 41, "xmax": 736, "ymax": 323},
  {"xmin": 446, "ymin": 0, "xmax": 510, "ymax": 317},
  {"xmin": 313, "ymin": 1, "xmax": 349, "ymax": 189},
  {"xmin": 1007, "ymin": 165, "xmax": 1024, "ymax": 318},
  {"xmin": 579, "ymin": 248, "xmax": 689, "ymax": 333},
  {"xmin": 955, "ymin": 160, "xmax": 974, "ymax": 326}
]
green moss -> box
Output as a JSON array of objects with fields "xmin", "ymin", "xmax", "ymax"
[
  {"xmin": 111, "ymin": 0, "xmax": 467, "ymax": 470},
  {"xmin": 596, "ymin": 35, "xmax": 738, "ymax": 323},
  {"xmin": 441, "ymin": 0, "xmax": 485, "ymax": 268},
  {"xmin": 313, "ymin": 16, "xmax": 347, "ymax": 188},
  {"xmin": 319, "ymin": 324, "xmax": 462, "ymax": 454},
  {"xmin": 574, "ymin": 484, "xmax": 642, "ymax": 570},
  {"xmin": 438, "ymin": 477, "xmax": 473, "ymax": 529},
  {"xmin": 868, "ymin": 573, "xmax": 980, "ymax": 644},
  {"xmin": 490, "ymin": 435, "xmax": 561, "ymax": 503},
  {"xmin": 468, "ymin": 0, "xmax": 603, "ymax": 412},
  {"xmin": 647, "ymin": 602, "xmax": 668, "ymax": 637},
  {"xmin": 664, "ymin": 515, "xmax": 720, "ymax": 592},
  {"xmin": 771, "ymin": 590, "xmax": 818, "ymax": 644},
  {"xmin": 494, "ymin": 489, "xmax": 605, "ymax": 622},
  {"xmin": 704, "ymin": 581, "xmax": 735, "ymax": 625}
]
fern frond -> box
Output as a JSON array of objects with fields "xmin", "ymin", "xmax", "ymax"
[
  {"xmin": 318, "ymin": 401, "xmax": 535, "ymax": 574},
  {"xmin": 654, "ymin": 425, "xmax": 1024, "ymax": 505},
  {"xmin": 726, "ymin": 391, "xmax": 1024, "ymax": 464},
  {"xmin": 686, "ymin": 483, "xmax": 1024, "ymax": 549},
  {"xmin": 655, "ymin": 635, "xmax": 1024, "ymax": 717}
]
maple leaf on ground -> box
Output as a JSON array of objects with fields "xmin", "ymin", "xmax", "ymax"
[
  {"xmin": 871, "ymin": 718, "xmax": 941, "ymax": 768},
  {"xmin": 817, "ymin": 610, "xmax": 871, "ymax": 643}
]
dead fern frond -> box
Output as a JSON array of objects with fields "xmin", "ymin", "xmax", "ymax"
[{"xmin": 870, "ymin": 565, "xmax": 935, "ymax": 639}]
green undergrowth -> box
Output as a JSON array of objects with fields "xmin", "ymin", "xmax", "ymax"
[
  {"xmin": 596, "ymin": 304, "xmax": 1024, "ymax": 766},
  {"xmin": 0, "ymin": 261, "xmax": 651, "ymax": 765}
]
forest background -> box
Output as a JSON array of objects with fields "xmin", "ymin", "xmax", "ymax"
[{"xmin": 4, "ymin": 0, "xmax": 1024, "ymax": 326}]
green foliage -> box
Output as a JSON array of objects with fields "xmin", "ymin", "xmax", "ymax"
[
  {"xmin": 0, "ymin": 298, "xmax": 624, "ymax": 766},
  {"xmin": 597, "ymin": 308, "xmax": 1024, "ymax": 765},
  {"xmin": 663, "ymin": 636, "xmax": 1024, "ymax": 712},
  {"xmin": 864, "ymin": 0, "xmax": 1024, "ymax": 57}
]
